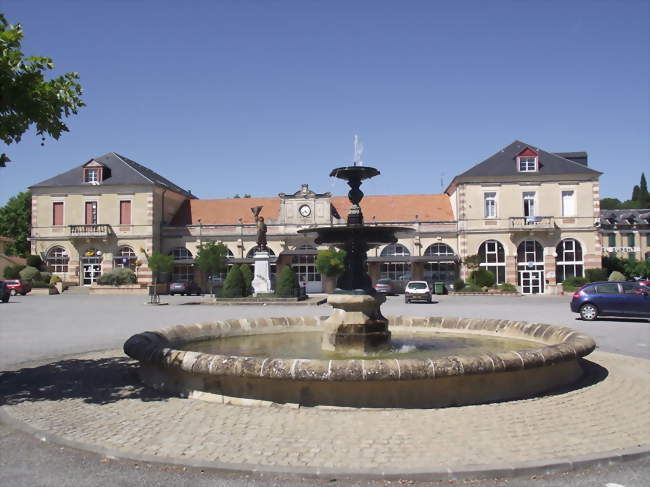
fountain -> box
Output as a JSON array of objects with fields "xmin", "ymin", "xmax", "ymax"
[{"xmin": 124, "ymin": 159, "xmax": 596, "ymax": 409}]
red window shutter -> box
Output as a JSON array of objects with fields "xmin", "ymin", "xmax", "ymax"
[
  {"xmin": 53, "ymin": 202, "xmax": 63, "ymax": 226},
  {"xmin": 120, "ymin": 201, "xmax": 131, "ymax": 225},
  {"xmin": 85, "ymin": 202, "xmax": 95, "ymax": 224}
]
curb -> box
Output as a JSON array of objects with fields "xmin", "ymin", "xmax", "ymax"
[{"xmin": 1, "ymin": 405, "xmax": 648, "ymax": 481}]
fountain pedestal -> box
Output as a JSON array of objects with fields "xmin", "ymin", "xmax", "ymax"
[{"xmin": 322, "ymin": 293, "xmax": 390, "ymax": 352}]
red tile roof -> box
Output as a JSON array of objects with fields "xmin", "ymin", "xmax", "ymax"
[{"xmin": 170, "ymin": 194, "xmax": 453, "ymax": 225}]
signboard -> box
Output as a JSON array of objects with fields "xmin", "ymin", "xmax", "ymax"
[
  {"xmin": 605, "ymin": 247, "xmax": 640, "ymax": 253},
  {"xmin": 546, "ymin": 271, "xmax": 555, "ymax": 279}
]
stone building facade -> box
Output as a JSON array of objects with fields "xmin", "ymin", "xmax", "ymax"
[{"xmin": 29, "ymin": 141, "xmax": 612, "ymax": 294}]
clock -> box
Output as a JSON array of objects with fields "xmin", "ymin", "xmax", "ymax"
[{"xmin": 299, "ymin": 204, "xmax": 311, "ymax": 217}]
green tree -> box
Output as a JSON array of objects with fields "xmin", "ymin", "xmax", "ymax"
[
  {"xmin": 600, "ymin": 198, "xmax": 622, "ymax": 210},
  {"xmin": 0, "ymin": 190, "xmax": 31, "ymax": 256},
  {"xmin": 240, "ymin": 264, "xmax": 253, "ymax": 296},
  {"xmin": 0, "ymin": 15, "xmax": 85, "ymax": 166},
  {"xmin": 195, "ymin": 241, "xmax": 228, "ymax": 281},
  {"xmin": 315, "ymin": 248, "xmax": 346, "ymax": 277},
  {"xmin": 275, "ymin": 265, "xmax": 298, "ymax": 297},
  {"xmin": 222, "ymin": 265, "xmax": 245, "ymax": 298},
  {"xmin": 141, "ymin": 249, "xmax": 174, "ymax": 301},
  {"xmin": 463, "ymin": 254, "xmax": 481, "ymax": 271},
  {"xmin": 26, "ymin": 254, "xmax": 42, "ymax": 268},
  {"xmin": 469, "ymin": 269, "xmax": 495, "ymax": 288}
]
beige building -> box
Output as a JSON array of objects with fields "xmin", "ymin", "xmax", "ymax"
[
  {"xmin": 599, "ymin": 209, "xmax": 650, "ymax": 261},
  {"xmin": 29, "ymin": 141, "xmax": 607, "ymax": 294}
]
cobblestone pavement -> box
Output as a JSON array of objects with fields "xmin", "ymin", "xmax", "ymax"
[{"xmin": 1, "ymin": 349, "xmax": 648, "ymax": 476}]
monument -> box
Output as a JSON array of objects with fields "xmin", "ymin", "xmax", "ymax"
[{"xmin": 250, "ymin": 206, "xmax": 272, "ymax": 294}]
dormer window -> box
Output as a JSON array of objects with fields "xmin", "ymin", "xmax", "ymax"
[
  {"xmin": 84, "ymin": 168, "xmax": 100, "ymax": 183},
  {"xmin": 516, "ymin": 147, "xmax": 539, "ymax": 172}
]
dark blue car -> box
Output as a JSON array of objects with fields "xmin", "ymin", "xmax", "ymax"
[{"xmin": 570, "ymin": 281, "xmax": 650, "ymax": 321}]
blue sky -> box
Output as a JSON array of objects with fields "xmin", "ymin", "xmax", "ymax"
[{"xmin": 1, "ymin": 0, "xmax": 648, "ymax": 206}]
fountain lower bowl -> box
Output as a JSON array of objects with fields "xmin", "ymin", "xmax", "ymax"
[{"xmin": 124, "ymin": 316, "xmax": 595, "ymax": 409}]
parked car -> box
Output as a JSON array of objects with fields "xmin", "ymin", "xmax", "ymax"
[
  {"xmin": 374, "ymin": 278, "xmax": 398, "ymax": 295},
  {"xmin": 0, "ymin": 281, "xmax": 10, "ymax": 303},
  {"xmin": 570, "ymin": 281, "xmax": 650, "ymax": 321},
  {"xmin": 404, "ymin": 280, "xmax": 432, "ymax": 303},
  {"xmin": 169, "ymin": 281, "xmax": 202, "ymax": 296},
  {"xmin": 3, "ymin": 279, "xmax": 32, "ymax": 296}
]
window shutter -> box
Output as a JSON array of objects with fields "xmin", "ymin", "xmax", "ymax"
[
  {"xmin": 53, "ymin": 202, "xmax": 63, "ymax": 226},
  {"xmin": 120, "ymin": 201, "xmax": 131, "ymax": 225}
]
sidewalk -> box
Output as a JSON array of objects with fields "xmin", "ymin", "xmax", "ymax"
[{"xmin": 1, "ymin": 349, "xmax": 649, "ymax": 480}]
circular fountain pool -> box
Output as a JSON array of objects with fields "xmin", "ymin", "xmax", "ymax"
[{"xmin": 124, "ymin": 315, "xmax": 596, "ymax": 409}]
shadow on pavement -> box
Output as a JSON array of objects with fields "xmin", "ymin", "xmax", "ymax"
[{"xmin": 0, "ymin": 356, "xmax": 172, "ymax": 407}]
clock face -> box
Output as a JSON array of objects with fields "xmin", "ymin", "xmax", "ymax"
[{"xmin": 299, "ymin": 204, "xmax": 311, "ymax": 217}]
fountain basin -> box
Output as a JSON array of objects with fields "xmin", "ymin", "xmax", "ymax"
[{"xmin": 124, "ymin": 316, "xmax": 596, "ymax": 408}]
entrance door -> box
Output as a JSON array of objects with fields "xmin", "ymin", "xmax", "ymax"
[
  {"xmin": 82, "ymin": 256, "xmax": 102, "ymax": 285},
  {"xmin": 519, "ymin": 271, "xmax": 544, "ymax": 294}
]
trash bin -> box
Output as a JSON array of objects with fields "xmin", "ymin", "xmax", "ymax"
[{"xmin": 434, "ymin": 282, "xmax": 445, "ymax": 295}]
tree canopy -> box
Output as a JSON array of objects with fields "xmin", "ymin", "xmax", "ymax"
[
  {"xmin": 0, "ymin": 14, "xmax": 85, "ymax": 167},
  {"xmin": 0, "ymin": 190, "xmax": 31, "ymax": 256},
  {"xmin": 601, "ymin": 173, "xmax": 650, "ymax": 209},
  {"xmin": 195, "ymin": 241, "xmax": 229, "ymax": 278},
  {"xmin": 315, "ymin": 248, "xmax": 346, "ymax": 277}
]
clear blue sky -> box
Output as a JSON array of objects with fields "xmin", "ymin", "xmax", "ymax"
[{"xmin": 1, "ymin": 0, "xmax": 648, "ymax": 206}]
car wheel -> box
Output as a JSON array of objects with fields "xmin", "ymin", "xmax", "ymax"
[
  {"xmin": 170, "ymin": 293, "xmax": 175, "ymax": 296},
  {"xmin": 580, "ymin": 303, "xmax": 598, "ymax": 321},
  {"xmin": 20, "ymin": 292, "xmax": 27, "ymax": 296}
]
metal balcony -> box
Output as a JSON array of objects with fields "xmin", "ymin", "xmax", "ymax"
[
  {"xmin": 509, "ymin": 216, "xmax": 556, "ymax": 231},
  {"xmin": 69, "ymin": 224, "xmax": 112, "ymax": 238}
]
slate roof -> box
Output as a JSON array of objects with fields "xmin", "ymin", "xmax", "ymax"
[
  {"xmin": 30, "ymin": 153, "xmax": 195, "ymax": 199},
  {"xmin": 170, "ymin": 194, "xmax": 454, "ymax": 225},
  {"xmin": 600, "ymin": 209, "xmax": 650, "ymax": 226},
  {"xmin": 447, "ymin": 141, "xmax": 601, "ymax": 191}
]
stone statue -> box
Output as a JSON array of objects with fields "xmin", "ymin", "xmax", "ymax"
[{"xmin": 251, "ymin": 206, "xmax": 267, "ymax": 250}]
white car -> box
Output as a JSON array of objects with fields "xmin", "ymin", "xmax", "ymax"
[{"xmin": 404, "ymin": 281, "xmax": 432, "ymax": 303}]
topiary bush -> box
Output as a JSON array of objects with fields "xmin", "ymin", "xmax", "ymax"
[
  {"xmin": 26, "ymin": 255, "xmax": 43, "ymax": 269},
  {"xmin": 3, "ymin": 265, "xmax": 20, "ymax": 279},
  {"xmin": 585, "ymin": 268, "xmax": 608, "ymax": 282},
  {"xmin": 50, "ymin": 275, "xmax": 62, "ymax": 285},
  {"xmin": 469, "ymin": 269, "xmax": 495, "ymax": 288},
  {"xmin": 276, "ymin": 265, "xmax": 298, "ymax": 297},
  {"xmin": 97, "ymin": 268, "xmax": 137, "ymax": 285},
  {"xmin": 222, "ymin": 265, "xmax": 245, "ymax": 298},
  {"xmin": 498, "ymin": 282, "xmax": 518, "ymax": 293},
  {"xmin": 463, "ymin": 283, "xmax": 484, "ymax": 292},
  {"xmin": 453, "ymin": 278, "xmax": 465, "ymax": 291},
  {"xmin": 608, "ymin": 270, "xmax": 626, "ymax": 282},
  {"xmin": 19, "ymin": 265, "xmax": 41, "ymax": 282},
  {"xmin": 240, "ymin": 264, "xmax": 253, "ymax": 296},
  {"xmin": 39, "ymin": 272, "xmax": 52, "ymax": 284},
  {"xmin": 31, "ymin": 281, "xmax": 51, "ymax": 288}
]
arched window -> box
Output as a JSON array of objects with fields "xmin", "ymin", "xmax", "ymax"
[
  {"xmin": 380, "ymin": 243, "xmax": 410, "ymax": 256},
  {"xmin": 555, "ymin": 239, "xmax": 583, "ymax": 283},
  {"xmin": 424, "ymin": 243, "xmax": 454, "ymax": 256},
  {"xmin": 115, "ymin": 246, "xmax": 136, "ymax": 270},
  {"xmin": 477, "ymin": 240, "xmax": 505, "ymax": 284},
  {"xmin": 46, "ymin": 246, "xmax": 69, "ymax": 273},
  {"xmin": 169, "ymin": 247, "xmax": 193, "ymax": 260},
  {"xmin": 517, "ymin": 240, "xmax": 544, "ymax": 265}
]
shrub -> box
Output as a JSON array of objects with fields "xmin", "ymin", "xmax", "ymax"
[
  {"xmin": 3, "ymin": 264, "xmax": 20, "ymax": 279},
  {"xmin": 222, "ymin": 265, "xmax": 245, "ymax": 298},
  {"xmin": 463, "ymin": 283, "xmax": 484, "ymax": 292},
  {"xmin": 26, "ymin": 254, "xmax": 43, "ymax": 269},
  {"xmin": 608, "ymin": 270, "xmax": 626, "ymax": 282},
  {"xmin": 498, "ymin": 282, "xmax": 517, "ymax": 293},
  {"xmin": 469, "ymin": 269, "xmax": 495, "ymax": 288},
  {"xmin": 276, "ymin": 265, "xmax": 298, "ymax": 298},
  {"xmin": 240, "ymin": 264, "xmax": 253, "ymax": 296},
  {"xmin": 19, "ymin": 265, "xmax": 41, "ymax": 282},
  {"xmin": 585, "ymin": 268, "xmax": 608, "ymax": 282},
  {"xmin": 562, "ymin": 276, "xmax": 588, "ymax": 291},
  {"xmin": 97, "ymin": 268, "xmax": 137, "ymax": 285},
  {"xmin": 39, "ymin": 272, "xmax": 52, "ymax": 284},
  {"xmin": 50, "ymin": 275, "xmax": 62, "ymax": 285},
  {"xmin": 31, "ymin": 281, "xmax": 51, "ymax": 288},
  {"xmin": 453, "ymin": 278, "xmax": 465, "ymax": 291}
]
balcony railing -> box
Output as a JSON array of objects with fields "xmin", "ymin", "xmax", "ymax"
[
  {"xmin": 509, "ymin": 216, "xmax": 556, "ymax": 231},
  {"xmin": 69, "ymin": 224, "xmax": 112, "ymax": 238}
]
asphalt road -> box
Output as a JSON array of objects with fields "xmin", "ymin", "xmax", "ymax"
[{"xmin": 0, "ymin": 293, "xmax": 649, "ymax": 486}]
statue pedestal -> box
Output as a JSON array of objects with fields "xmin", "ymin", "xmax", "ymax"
[
  {"xmin": 322, "ymin": 293, "xmax": 390, "ymax": 352},
  {"xmin": 252, "ymin": 251, "xmax": 272, "ymax": 294}
]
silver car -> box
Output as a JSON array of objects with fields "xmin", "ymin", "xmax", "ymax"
[{"xmin": 404, "ymin": 281, "xmax": 432, "ymax": 303}]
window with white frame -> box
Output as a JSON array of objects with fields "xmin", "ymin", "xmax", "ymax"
[
  {"xmin": 555, "ymin": 239, "xmax": 583, "ymax": 283},
  {"xmin": 518, "ymin": 157, "xmax": 537, "ymax": 172},
  {"xmin": 477, "ymin": 240, "xmax": 506, "ymax": 284},
  {"xmin": 46, "ymin": 246, "xmax": 69, "ymax": 273},
  {"xmin": 523, "ymin": 192, "xmax": 536, "ymax": 218},
  {"xmin": 169, "ymin": 247, "xmax": 193, "ymax": 260},
  {"xmin": 561, "ymin": 190, "xmax": 576, "ymax": 217},
  {"xmin": 484, "ymin": 192, "xmax": 497, "ymax": 218}
]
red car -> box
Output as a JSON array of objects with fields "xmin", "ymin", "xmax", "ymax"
[{"xmin": 4, "ymin": 279, "xmax": 32, "ymax": 296}]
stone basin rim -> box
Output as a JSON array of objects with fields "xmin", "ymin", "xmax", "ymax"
[{"xmin": 123, "ymin": 316, "xmax": 596, "ymax": 382}]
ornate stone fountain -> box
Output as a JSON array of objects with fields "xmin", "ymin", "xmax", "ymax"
[{"xmin": 298, "ymin": 165, "xmax": 412, "ymax": 352}]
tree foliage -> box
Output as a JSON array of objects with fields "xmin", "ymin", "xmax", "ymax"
[
  {"xmin": 194, "ymin": 241, "xmax": 228, "ymax": 278},
  {"xmin": 276, "ymin": 265, "xmax": 298, "ymax": 297},
  {"xmin": 222, "ymin": 265, "xmax": 245, "ymax": 298},
  {"xmin": 0, "ymin": 14, "xmax": 85, "ymax": 166},
  {"xmin": 240, "ymin": 264, "xmax": 253, "ymax": 296},
  {"xmin": 601, "ymin": 173, "xmax": 650, "ymax": 209},
  {"xmin": 463, "ymin": 254, "xmax": 481, "ymax": 271},
  {"xmin": 469, "ymin": 268, "xmax": 495, "ymax": 288},
  {"xmin": 315, "ymin": 248, "xmax": 346, "ymax": 277},
  {"xmin": 0, "ymin": 190, "xmax": 31, "ymax": 256}
]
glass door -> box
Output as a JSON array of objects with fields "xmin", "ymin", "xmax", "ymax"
[
  {"xmin": 519, "ymin": 270, "xmax": 544, "ymax": 294},
  {"xmin": 82, "ymin": 254, "xmax": 102, "ymax": 285}
]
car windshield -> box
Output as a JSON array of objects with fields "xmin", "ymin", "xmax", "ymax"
[{"xmin": 408, "ymin": 282, "xmax": 428, "ymax": 290}]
